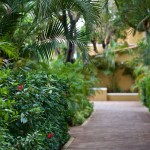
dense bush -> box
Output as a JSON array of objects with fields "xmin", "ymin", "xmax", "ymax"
[
  {"xmin": 0, "ymin": 60, "xmax": 95, "ymax": 149},
  {"xmin": 0, "ymin": 69, "xmax": 70, "ymax": 150},
  {"xmin": 133, "ymin": 65, "xmax": 150, "ymax": 109},
  {"xmin": 50, "ymin": 59, "xmax": 96, "ymax": 125},
  {"xmin": 138, "ymin": 74, "xmax": 150, "ymax": 109}
]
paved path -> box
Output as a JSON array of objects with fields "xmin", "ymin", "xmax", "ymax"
[{"xmin": 67, "ymin": 102, "xmax": 150, "ymax": 150}]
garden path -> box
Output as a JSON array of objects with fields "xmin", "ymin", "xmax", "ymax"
[{"xmin": 66, "ymin": 102, "xmax": 150, "ymax": 150}]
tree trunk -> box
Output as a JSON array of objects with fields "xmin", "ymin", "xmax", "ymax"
[
  {"xmin": 102, "ymin": 40, "xmax": 106, "ymax": 49},
  {"xmin": 65, "ymin": 11, "xmax": 80, "ymax": 63},
  {"xmin": 102, "ymin": 29, "xmax": 116, "ymax": 50},
  {"xmin": 91, "ymin": 38, "xmax": 98, "ymax": 53},
  {"xmin": 66, "ymin": 41, "xmax": 74, "ymax": 63}
]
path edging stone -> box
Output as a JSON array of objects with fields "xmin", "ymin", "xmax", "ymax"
[{"xmin": 62, "ymin": 137, "xmax": 75, "ymax": 150}]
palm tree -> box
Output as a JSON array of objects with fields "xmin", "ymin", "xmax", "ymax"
[
  {"xmin": 0, "ymin": 0, "xmax": 102, "ymax": 63},
  {"xmin": 88, "ymin": 0, "xmax": 127, "ymax": 52},
  {"xmin": 33, "ymin": 0, "xmax": 102, "ymax": 62},
  {"xmin": 0, "ymin": 0, "xmax": 33, "ymax": 59}
]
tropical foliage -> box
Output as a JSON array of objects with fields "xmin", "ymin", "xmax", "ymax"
[
  {"xmin": 0, "ymin": 1, "xmax": 102, "ymax": 149},
  {"xmin": 136, "ymin": 69, "xmax": 150, "ymax": 110},
  {"xmin": 2, "ymin": 0, "xmax": 150, "ymax": 149},
  {"xmin": 114, "ymin": 0, "xmax": 150, "ymax": 37},
  {"xmin": 0, "ymin": 0, "xmax": 102, "ymax": 62},
  {"xmin": 49, "ymin": 58, "xmax": 97, "ymax": 125},
  {"xmin": 0, "ymin": 58, "xmax": 96, "ymax": 149},
  {"xmin": 0, "ymin": 68, "xmax": 70, "ymax": 150}
]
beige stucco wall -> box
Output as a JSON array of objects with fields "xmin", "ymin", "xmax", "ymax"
[
  {"xmin": 88, "ymin": 44, "xmax": 103, "ymax": 56},
  {"xmin": 99, "ymin": 68, "xmax": 134, "ymax": 92},
  {"xmin": 118, "ymin": 29, "xmax": 145, "ymax": 45},
  {"xmin": 89, "ymin": 29, "xmax": 145, "ymax": 92},
  {"xmin": 125, "ymin": 30, "xmax": 145, "ymax": 45},
  {"xmin": 89, "ymin": 29, "xmax": 145, "ymax": 56},
  {"xmin": 98, "ymin": 51, "xmax": 136, "ymax": 92},
  {"xmin": 115, "ymin": 53, "xmax": 133, "ymax": 62},
  {"xmin": 90, "ymin": 88, "xmax": 107, "ymax": 101},
  {"xmin": 116, "ymin": 69, "xmax": 134, "ymax": 92}
]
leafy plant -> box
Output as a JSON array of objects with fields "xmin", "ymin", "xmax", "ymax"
[
  {"xmin": 0, "ymin": 68, "xmax": 70, "ymax": 150},
  {"xmin": 49, "ymin": 58, "xmax": 96, "ymax": 125},
  {"xmin": 138, "ymin": 74, "xmax": 150, "ymax": 109},
  {"xmin": 0, "ymin": 58, "xmax": 96, "ymax": 149}
]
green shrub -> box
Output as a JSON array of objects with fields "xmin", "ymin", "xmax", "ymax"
[
  {"xmin": 0, "ymin": 59, "xmax": 97, "ymax": 149},
  {"xmin": 0, "ymin": 69, "xmax": 70, "ymax": 150},
  {"xmin": 73, "ymin": 112, "xmax": 85, "ymax": 125},
  {"xmin": 138, "ymin": 74, "xmax": 150, "ymax": 109},
  {"xmin": 49, "ymin": 59, "xmax": 96, "ymax": 125},
  {"xmin": 0, "ymin": 98, "xmax": 18, "ymax": 150},
  {"xmin": 72, "ymin": 104, "xmax": 93, "ymax": 125}
]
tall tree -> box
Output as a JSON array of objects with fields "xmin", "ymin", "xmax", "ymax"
[
  {"xmin": 90, "ymin": 0, "xmax": 127, "ymax": 51},
  {"xmin": 0, "ymin": 0, "xmax": 102, "ymax": 63},
  {"xmin": 114, "ymin": 0, "xmax": 150, "ymax": 38},
  {"xmin": 35, "ymin": 0, "xmax": 102, "ymax": 62}
]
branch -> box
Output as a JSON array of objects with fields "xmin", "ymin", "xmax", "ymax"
[
  {"xmin": 114, "ymin": 0, "xmax": 120, "ymax": 10},
  {"xmin": 68, "ymin": 10, "xmax": 75, "ymax": 21},
  {"xmin": 75, "ymin": 12, "xmax": 81, "ymax": 23},
  {"xmin": 136, "ymin": 15, "xmax": 150, "ymax": 31},
  {"xmin": 62, "ymin": 10, "xmax": 69, "ymax": 38}
]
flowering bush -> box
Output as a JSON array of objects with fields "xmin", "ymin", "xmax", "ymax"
[
  {"xmin": 0, "ymin": 69, "xmax": 70, "ymax": 150},
  {"xmin": 17, "ymin": 85, "xmax": 23, "ymax": 91},
  {"xmin": 47, "ymin": 133, "xmax": 54, "ymax": 139},
  {"xmin": 0, "ymin": 59, "xmax": 96, "ymax": 149}
]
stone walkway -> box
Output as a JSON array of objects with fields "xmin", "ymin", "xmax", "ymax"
[{"xmin": 67, "ymin": 102, "xmax": 150, "ymax": 150}]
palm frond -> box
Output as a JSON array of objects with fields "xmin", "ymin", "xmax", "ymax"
[{"xmin": 0, "ymin": 41, "xmax": 18, "ymax": 58}]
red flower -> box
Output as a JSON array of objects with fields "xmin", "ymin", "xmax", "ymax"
[
  {"xmin": 47, "ymin": 133, "xmax": 54, "ymax": 139},
  {"xmin": 18, "ymin": 85, "xmax": 23, "ymax": 91}
]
